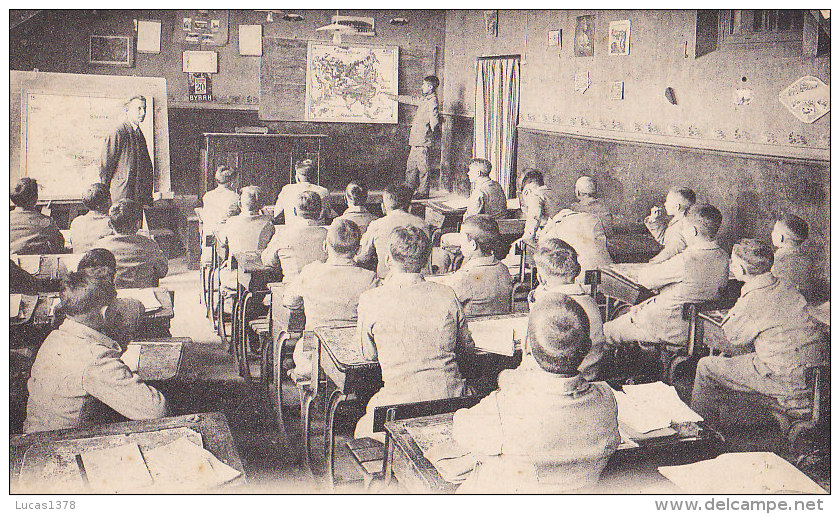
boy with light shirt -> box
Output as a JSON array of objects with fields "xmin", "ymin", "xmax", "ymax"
[
  {"xmin": 24, "ymin": 270, "xmax": 167, "ymax": 433},
  {"xmin": 217, "ymin": 186, "xmax": 275, "ymax": 289},
  {"xmin": 603, "ymin": 204, "xmax": 729, "ymax": 348},
  {"xmin": 356, "ymin": 183, "xmax": 430, "ymax": 278},
  {"xmin": 94, "ymin": 199, "xmax": 168, "ymax": 289},
  {"xmin": 518, "ymin": 169, "xmax": 562, "ymax": 242},
  {"xmin": 336, "ymin": 182, "xmax": 378, "ymax": 234},
  {"xmin": 771, "ymin": 213, "xmax": 819, "ymax": 304},
  {"xmin": 70, "ymin": 183, "xmax": 114, "ymax": 253},
  {"xmin": 538, "ymin": 208, "xmax": 613, "ymax": 285},
  {"xmin": 438, "ymin": 215, "xmax": 513, "ymax": 316},
  {"xmin": 530, "ymin": 238, "xmax": 606, "ymax": 381},
  {"xmin": 452, "ymin": 295, "xmax": 620, "ymax": 493},
  {"xmin": 355, "ymin": 226, "xmax": 473, "ymax": 441},
  {"xmin": 690, "ymin": 239, "xmax": 826, "ymax": 428},
  {"xmin": 644, "ymin": 187, "xmax": 696, "ymax": 263},
  {"xmin": 282, "ymin": 219, "xmax": 379, "ymax": 378},
  {"xmin": 262, "ymin": 191, "xmax": 328, "ymax": 279},
  {"xmin": 570, "ymin": 176, "xmax": 614, "ymax": 236},
  {"xmin": 273, "ymin": 159, "xmax": 330, "ymax": 224},
  {"xmin": 464, "ymin": 158, "xmax": 507, "ymax": 219}
]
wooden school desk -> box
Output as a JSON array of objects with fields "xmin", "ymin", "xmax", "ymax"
[
  {"xmin": 305, "ymin": 316, "xmax": 526, "ymax": 485},
  {"xmin": 383, "ymin": 412, "xmax": 723, "ymax": 494},
  {"xmin": 10, "ymin": 412, "xmax": 246, "ymax": 492},
  {"xmin": 11, "ymin": 254, "xmax": 85, "ymax": 292},
  {"xmin": 231, "ymin": 251, "xmax": 281, "ymax": 381},
  {"xmin": 585, "ymin": 267, "xmax": 655, "ymax": 321}
]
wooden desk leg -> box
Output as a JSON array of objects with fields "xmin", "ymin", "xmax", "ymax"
[
  {"xmin": 518, "ymin": 242, "xmax": 526, "ymax": 284},
  {"xmin": 239, "ymin": 291, "xmax": 254, "ymax": 383},
  {"xmin": 302, "ymin": 338, "xmax": 323, "ymax": 476},
  {"xmin": 325, "ymin": 389, "xmax": 348, "ymax": 488}
]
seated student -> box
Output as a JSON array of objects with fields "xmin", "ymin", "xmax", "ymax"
[
  {"xmin": 538, "ymin": 208, "xmax": 613, "ymax": 284},
  {"xmin": 571, "ymin": 176, "xmax": 614, "ymax": 236},
  {"xmin": 530, "ymin": 238, "xmax": 606, "ymax": 381},
  {"xmin": 356, "ymin": 183, "xmax": 430, "ymax": 278},
  {"xmin": 70, "ymin": 183, "xmax": 114, "ymax": 253},
  {"xmin": 452, "ymin": 295, "xmax": 620, "ymax": 493},
  {"xmin": 771, "ymin": 213, "xmax": 819, "ymax": 303},
  {"xmin": 336, "ymin": 182, "xmax": 378, "ymax": 234},
  {"xmin": 262, "ymin": 191, "xmax": 327, "ymax": 279},
  {"xmin": 438, "ymin": 215, "xmax": 513, "ymax": 316},
  {"xmin": 282, "ymin": 219, "xmax": 379, "ymax": 377},
  {"xmin": 94, "ymin": 199, "xmax": 168, "ymax": 289},
  {"xmin": 690, "ymin": 239, "xmax": 826, "ymax": 428},
  {"xmin": 355, "ymin": 226, "xmax": 473, "ymax": 441},
  {"xmin": 518, "ymin": 168, "xmax": 562, "ymax": 242},
  {"xmin": 10, "ymin": 177, "xmax": 65, "ymax": 255},
  {"xmin": 77, "ymin": 248, "xmax": 144, "ymax": 348},
  {"xmin": 273, "ymin": 159, "xmax": 330, "ymax": 224},
  {"xmin": 644, "ymin": 187, "xmax": 696, "ymax": 264},
  {"xmin": 200, "ymin": 166, "xmax": 240, "ymax": 261},
  {"xmin": 603, "ymin": 204, "xmax": 729, "ymax": 348},
  {"xmin": 216, "ymin": 186, "xmax": 275, "ymax": 289},
  {"xmin": 23, "ymin": 270, "xmax": 167, "ymax": 433},
  {"xmin": 465, "ymin": 158, "xmax": 507, "ymax": 219}
]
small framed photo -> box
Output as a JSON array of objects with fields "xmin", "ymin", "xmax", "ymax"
[
  {"xmin": 89, "ymin": 35, "xmax": 134, "ymax": 66},
  {"xmin": 182, "ymin": 17, "xmax": 192, "ymax": 31},
  {"xmin": 608, "ymin": 20, "xmax": 631, "ymax": 56},
  {"xmin": 484, "ymin": 10, "xmax": 498, "ymax": 37}
]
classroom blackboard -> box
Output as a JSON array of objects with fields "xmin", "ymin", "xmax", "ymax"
[
  {"xmin": 10, "ymin": 71, "xmax": 171, "ymax": 200},
  {"xmin": 259, "ymin": 37, "xmax": 438, "ymax": 122}
]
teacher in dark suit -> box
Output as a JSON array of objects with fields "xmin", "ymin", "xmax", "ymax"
[{"xmin": 99, "ymin": 95, "xmax": 154, "ymax": 206}]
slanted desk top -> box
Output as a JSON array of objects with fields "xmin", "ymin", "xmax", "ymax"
[{"xmin": 10, "ymin": 412, "xmax": 246, "ymax": 491}]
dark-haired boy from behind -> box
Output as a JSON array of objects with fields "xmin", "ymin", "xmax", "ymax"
[
  {"xmin": 282, "ymin": 218, "xmax": 379, "ymax": 378},
  {"xmin": 531, "ymin": 238, "xmax": 606, "ymax": 381},
  {"xmin": 452, "ymin": 294, "xmax": 620, "ymax": 493},
  {"xmin": 10, "ymin": 177, "xmax": 65, "ymax": 255},
  {"xmin": 262, "ymin": 191, "xmax": 327, "ymax": 280},
  {"xmin": 337, "ymin": 182, "xmax": 379, "ymax": 234},
  {"xmin": 438, "ymin": 215, "xmax": 513, "ymax": 316},
  {"xmin": 771, "ymin": 213, "xmax": 820, "ymax": 304},
  {"xmin": 23, "ymin": 270, "xmax": 167, "ymax": 433},
  {"xmin": 70, "ymin": 183, "xmax": 114, "ymax": 253}
]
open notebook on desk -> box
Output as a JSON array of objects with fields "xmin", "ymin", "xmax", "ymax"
[
  {"xmin": 467, "ymin": 315, "xmax": 528, "ymax": 357},
  {"xmin": 120, "ymin": 339, "xmax": 185, "ymax": 381},
  {"xmin": 611, "ymin": 381, "xmax": 703, "ymax": 436}
]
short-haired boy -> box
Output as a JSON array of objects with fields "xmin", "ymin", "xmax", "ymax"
[
  {"xmin": 438, "ymin": 215, "xmax": 513, "ymax": 316},
  {"xmin": 691, "ymin": 239, "xmax": 826, "ymax": 428},
  {"xmin": 539, "ymin": 208, "xmax": 613, "ymax": 284},
  {"xmin": 273, "ymin": 159, "xmax": 331, "ymax": 224},
  {"xmin": 771, "ymin": 213, "xmax": 819, "ymax": 303},
  {"xmin": 262, "ymin": 191, "xmax": 327, "ymax": 279},
  {"xmin": 10, "ymin": 177, "xmax": 65, "ymax": 255},
  {"xmin": 356, "ymin": 183, "xmax": 430, "ymax": 278},
  {"xmin": 70, "ymin": 183, "xmax": 114, "ymax": 253},
  {"xmin": 282, "ymin": 218, "xmax": 379, "ymax": 377},
  {"xmin": 465, "ymin": 158, "xmax": 507, "ymax": 219},
  {"xmin": 644, "ymin": 187, "xmax": 696, "ymax": 263},
  {"xmin": 518, "ymin": 169, "xmax": 562, "ymax": 242},
  {"xmin": 355, "ymin": 226, "xmax": 473, "ymax": 440},
  {"xmin": 218, "ymin": 186, "xmax": 276, "ymax": 289},
  {"xmin": 336, "ymin": 182, "xmax": 378, "ymax": 233},
  {"xmin": 531, "ymin": 238, "xmax": 606, "ymax": 381},
  {"xmin": 604, "ymin": 203, "xmax": 729, "ymax": 347},
  {"xmin": 94, "ymin": 199, "xmax": 168, "ymax": 289},
  {"xmin": 452, "ymin": 294, "xmax": 620, "ymax": 493},
  {"xmin": 24, "ymin": 270, "xmax": 167, "ymax": 433},
  {"xmin": 571, "ymin": 176, "xmax": 614, "ymax": 236}
]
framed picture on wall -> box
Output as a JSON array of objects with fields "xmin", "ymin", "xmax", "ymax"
[
  {"xmin": 608, "ymin": 20, "xmax": 631, "ymax": 56},
  {"xmin": 89, "ymin": 35, "xmax": 134, "ymax": 66},
  {"xmin": 574, "ymin": 15, "xmax": 595, "ymax": 57}
]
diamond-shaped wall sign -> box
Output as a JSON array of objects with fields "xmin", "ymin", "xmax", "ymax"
[{"xmin": 779, "ymin": 76, "xmax": 830, "ymax": 124}]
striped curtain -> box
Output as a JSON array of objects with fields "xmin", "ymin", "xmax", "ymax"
[{"xmin": 473, "ymin": 56, "xmax": 521, "ymax": 197}]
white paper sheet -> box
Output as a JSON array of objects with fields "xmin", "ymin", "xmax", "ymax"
[
  {"xmin": 141, "ymin": 436, "xmax": 241, "ymax": 491},
  {"xmin": 622, "ymin": 381, "xmax": 704, "ymax": 423},
  {"xmin": 117, "ymin": 288, "xmax": 163, "ymax": 312},
  {"xmin": 10, "ymin": 294, "xmax": 22, "ymax": 319},
  {"xmin": 120, "ymin": 345, "xmax": 142, "ymax": 372},
  {"xmin": 468, "ymin": 316, "xmax": 528, "ymax": 357},
  {"xmin": 238, "ymin": 24, "xmax": 262, "ymax": 56},
  {"xmin": 137, "ymin": 20, "xmax": 162, "ymax": 53},
  {"xmin": 659, "ymin": 452, "xmax": 827, "ymax": 494},
  {"xmin": 17, "ymin": 255, "xmax": 41, "ymax": 275},
  {"xmin": 79, "ymin": 443, "xmax": 154, "ymax": 493}
]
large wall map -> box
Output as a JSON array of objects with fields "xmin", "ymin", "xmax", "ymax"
[{"xmin": 305, "ymin": 42, "xmax": 398, "ymax": 124}]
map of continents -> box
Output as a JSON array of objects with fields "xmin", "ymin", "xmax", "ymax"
[{"xmin": 305, "ymin": 43, "xmax": 398, "ymax": 123}]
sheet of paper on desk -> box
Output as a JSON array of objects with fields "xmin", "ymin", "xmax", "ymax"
[
  {"xmin": 611, "ymin": 389, "xmax": 673, "ymax": 434},
  {"xmin": 506, "ymin": 197, "xmax": 520, "ymax": 210},
  {"xmin": 117, "ymin": 288, "xmax": 163, "ymax": 312},
  {"xmin": 60, "ymin": 253, "xmax": 84, "ymax": 273},
  {"xmin": 468, "ymin": 317, "xmax": 528, "ymax": 356},
  {"xmin": 141, "ymin": 436, "xmax": 241, "ymax": 491},
  {"xmin": 17, "ymin": 255, "xmax": 41, "ymax": 275},
  {"xmin": 658, "ymin": 452, "xmax": 826, "ymax": 494},
  {"xmin": 406, "ymin": 421, "xmax": 475, "ymax": 483},
  {"xmin": 436, "ymin": 195, "xmax": 469, "ymax": 210},
  {"xmin": 622, "ymin": 381, "xmax": 703, "ymax": 424},
  {"xmin": 79, "ymin": 442, "xmax": 154, "ymax": 493},
  {"xmin": 10, "ymin": 294, "xmax": 22, "ymax": 318},
  {"xmin": 120, "ymin": 345, "xmax": 142, "ymax": 371}
]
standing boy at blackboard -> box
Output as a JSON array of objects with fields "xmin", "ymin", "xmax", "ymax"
[
  {"xmin": 384, "ymin": 75, "xmax": 441, "ymax": 199},
  {"xmin": 99, "ymin": 95, "xmax": 154, "ymax": 207}
]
